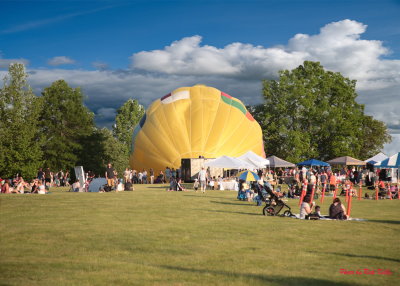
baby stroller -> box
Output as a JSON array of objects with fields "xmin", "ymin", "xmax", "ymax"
[{"xmin": 262, "ymin": 182, "xmax": 293, "ymax": 217}]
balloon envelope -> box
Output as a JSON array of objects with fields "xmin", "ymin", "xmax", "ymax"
[{"xmin": 129, "ymin": 85, "xmax": 265, "ymax": 173}]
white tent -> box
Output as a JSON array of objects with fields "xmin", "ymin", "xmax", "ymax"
[
  {"xmin": 88, "ymin": 178, "xmax": 107, "ymax": 192},
  {"xmin": 204, "ymin": 155, "xmax": 256, "ymax": 169},
  {"xmin": 237, "ymin": 151, "xmax": 270, "ymax": 168},
  {"xmin": 365, "ymin": 152, "xmax": 388, "ymax": 164}
]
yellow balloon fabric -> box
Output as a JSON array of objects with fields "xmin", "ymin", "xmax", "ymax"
[{"xmin": 129, "ymin": 85, "xmax": 265, "ymax": 173}]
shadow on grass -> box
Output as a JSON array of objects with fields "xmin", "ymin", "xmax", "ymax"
[
  {"xmin": 156, "ymin": 265, "xmax": 363, "ymax": 286},
  {"xmin": 308, "ymin": 251, "xmax": 400, "ymax": 263},
  {"xmin": 147, "ymin": 186, "xmax": 168, "ymax": 189},
  {"xmin": 210, "ymin": 201, "xmax": 255, "ymax": 207},
  {"xmin": 206, "ymin": 209, "xmax": 260, "ymax": 216},
  {"xmin": 367, "ymin": 219, "xmax": 400, "ymax": 225}
]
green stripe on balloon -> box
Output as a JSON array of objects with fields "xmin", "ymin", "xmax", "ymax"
[{"xmin": 220, "ymin": 94, "xmax": 247, "ymax": 115}]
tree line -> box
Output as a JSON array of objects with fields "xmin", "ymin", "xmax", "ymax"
[
  {"xmin": 0, "ymin": 61, "xmax": 391, "ymax": 179},
  {"xmin": 0, "ymin": 63, "xmax": 144, "ymax": 179}
]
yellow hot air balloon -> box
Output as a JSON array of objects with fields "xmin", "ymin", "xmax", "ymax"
[{"xmin": 129, "ymin": 84, "xmax": 265, "ymax": 173}]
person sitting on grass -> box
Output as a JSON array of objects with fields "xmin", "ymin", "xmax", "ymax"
[
  {"xmin": 237, "ymin": 180, "xmax": 247, "ymax": 201},
  {"xmin": 378, "ymin": 180, "xmax": 387, "ymax": 199},
  {"xmin": 38, "ymin": 181, "xmax": 47, "ymax": 194},
  {"xmin": 1, "ymin": 179, "xmax": 11, "ymax": 194},
  {"xmin": 313, "ymin": 205, "xmax": 323, "ymax": 218},
  {"xmin": 15, "ymin": 176, "xmax": 29, "ymax": 194},
  {"xmin": 72, "ymin": 180, "xmax": 80, "ymax": 192},
  {"xmin": 329, "ymin": 198, "xmax": 347, "ymax": 220},
  {"xmin": 245, "ymin": 183, "xmax": 254, "ymax": 202},
  {"xmin": 193, "ymin": 179, "xmax": 199, "ymax": 192},
  {"xmin": 30, "ymin": 179, "xmax": 39, "ymax": 194},
  {"xmin": 299, "ymin": 194, "xmax": 315, "ymax": 219},
  {"xmin": 176, "ymin": 178, "xmax": 187, "ymax": 191}
]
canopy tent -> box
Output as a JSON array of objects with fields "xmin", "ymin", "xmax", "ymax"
[
  {"xmin": 265, "ymin": 155, "xmax": 295, "ymax": 168},
  {"xmin": 88, "ymin": 178, "xmax": 107, "ymax": 192},
  {"xmin": 327, "ymin": 156, "xmax": 366, "ymax": 166},
  {"xmin": 365, "ymin": 152, "xmax": 388, "ymax": 165},
  {"xmin": 204, "ymin": 155, "xmax": 256, "ymax": 169},
  {"xmin": 374, "ymin": 152, "xmax": 400, "ymax": 168},
  {"xmin": 375, "ymin": 152, "xmax": 400, "ymax": 184},
  {"xmin": 237, "ymin": 151, "xmax": 270, "ymax": 168},
  {"xmin": 297, "ymin": 159, "xmax": 330, "ymax": 167}
]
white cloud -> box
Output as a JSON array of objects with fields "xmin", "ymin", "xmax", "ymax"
[
  {"xmin": 384, "ymin": 134, "xmax": 400, "ymax": 156},
  {"xmin": 0, "ymin": 58, "xmax": 29, "ymax": 69},
  {"xmin": 131, "ymin": 20, "xmax": 400, "ymax": 90},
  {"xmin": 0, "ymin": 19, "xmax": 399, "ymax": 153},
  {"xmin": 92, "ymin": 61, "xmax": 109, "ymax": 70},
  {"xmin": 47, "ymin": 56, "xmax": 76, "ymax": 66}
]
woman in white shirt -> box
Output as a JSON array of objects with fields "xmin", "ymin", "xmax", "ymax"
[
  {"xmin": 299, "ymin": 194, "xmax": 314, "ymax": 219},
  {"xmin": 38, "ymin": 182, "xmax": 47, "ymax": 194}
]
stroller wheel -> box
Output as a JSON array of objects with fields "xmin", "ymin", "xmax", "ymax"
[
  {"xmin": 283, "ymin": 210, "xmax": 292, "ymax": 217},
  {"xmin": 263, "ymin": 206, "xmax": 275, "ymax": 216}
]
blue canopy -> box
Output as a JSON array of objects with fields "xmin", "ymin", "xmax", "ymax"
[
  {"xmin": 297, "ymin": 159, "xmax": 330, "ymax": 167},
  {"xmin": 374, "ymin": 152, "xmax": 400, "ymax": 168}
]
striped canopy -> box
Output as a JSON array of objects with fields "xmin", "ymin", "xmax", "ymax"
[
  {"xmin": 374, "ymin": 152, "xmax": 400, "ymax": 168},
  {"xmin": 365, "ymin": 152, "xmax": 388, "ymax": 165}
]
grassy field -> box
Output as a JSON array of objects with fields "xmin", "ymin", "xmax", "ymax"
[{"xmin": 1, "ymin": 184, "xmax": 399, "ymax": 286}]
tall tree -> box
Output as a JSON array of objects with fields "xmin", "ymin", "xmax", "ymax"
[
  {"xmin": 259, "ymin": 61, "xmax": 391, "ymax": 162},
  {"xmin": 40, "ymin": 80, "xmax": 95, "ymax": 171},
  {"xmin": 361, "ymin": 115, "xmax": 392, "ymax": 159},
  {"xmin": 0, "ymin": 63, "xmax": 43, "ymax": 179},
  {"xmin": 78, "ymin": 128, "xmax": 129, "ymax": 177},
  {"xmin": 113, "ymin": 99, "xmax": 144, "ymax": 152}
]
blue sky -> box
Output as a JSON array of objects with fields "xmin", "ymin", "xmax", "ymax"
[
  {"xmin": 1, "ymin": 0, "xmax": 400, "ymax": 68},
  {"xmin": 1, "ymin": 0, "xmax": 399, "ymax": 154}
]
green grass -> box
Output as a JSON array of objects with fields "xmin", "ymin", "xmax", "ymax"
[{"xmin": 1, "ymin": 185, "xmax": 399, "ymax": 285}]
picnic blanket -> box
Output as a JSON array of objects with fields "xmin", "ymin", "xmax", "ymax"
[{"xmin": 290, "ymin": 214, "xmax": 367, "ymax": 221}]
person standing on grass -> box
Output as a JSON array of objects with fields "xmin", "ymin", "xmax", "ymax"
[
  {"xmin": 142, "ymin": 169, "xmax": 148, "ymax": 184},
  {"xmin": 165, "ymin": 167, "xmax": 171, "ymax": 183},
  {"xmin": 44, "ymin": 168, "xmax": 51, "ymax": 186},
  {"xmin": 105, "ymin": 163, "xmax": 115, "ymax": 189},
  {"xmin": 123, "ymin": 168, "xmax": 130, "ymax": 184},
  {"xmin": 198, "ymin": 167, "xmax": 207, "ymax": 193},
  {"xmin": 150, "ymin": 168, "xmax": 154, "ymax": 184},
  {"xmin": 37, "ymin": 168, "xmax": 44, "ymax": 183}
]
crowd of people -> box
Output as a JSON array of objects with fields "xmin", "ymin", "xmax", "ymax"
[
  {"xmin": 235, "ymin": 165, "xmax": 399, "ymax": 220},
  {"xmin": 2, "ymin": 163, "xmax": 398, "ymax": 219},
  {"xmin": 0, "ymin": 168, "xmax": 70, "ymax": 194}
]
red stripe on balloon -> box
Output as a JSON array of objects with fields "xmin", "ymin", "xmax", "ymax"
[
  {"xmin": 246, "ymin": 112, "xmax": 255, "ymax": 121},
  {"xmin": 161, "ymin": 93, "xmax": 171, "ymax": 101},
  {"xmin": 221, "ymin": 92, "xmax": 232, "ymax": 99}
]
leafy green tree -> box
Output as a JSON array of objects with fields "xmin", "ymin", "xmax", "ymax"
[
  {"xmin": 40, "ymin": 80, "xmax": 95, "ymax": 171},
  {"xmin": 0, "ymin": 63, "xmax": 43, "ymax": 179},
  {"xmin": 258, "ymin": 61, "xmax": 391, "ymax": 162},
  {"xmin": 361, "ymin": 115, "xmax": 392, "ymax": 159},
  {"xmin": 113, "ymin": 99, "xmax": 144, "ymax": 152},
  {"xmin": 100, "ymin": 128, "xmax": 129, "ymax": 176},
  {"xmin": 78, "ymin": 128, "xmax": 129, "ymax": 177}
]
